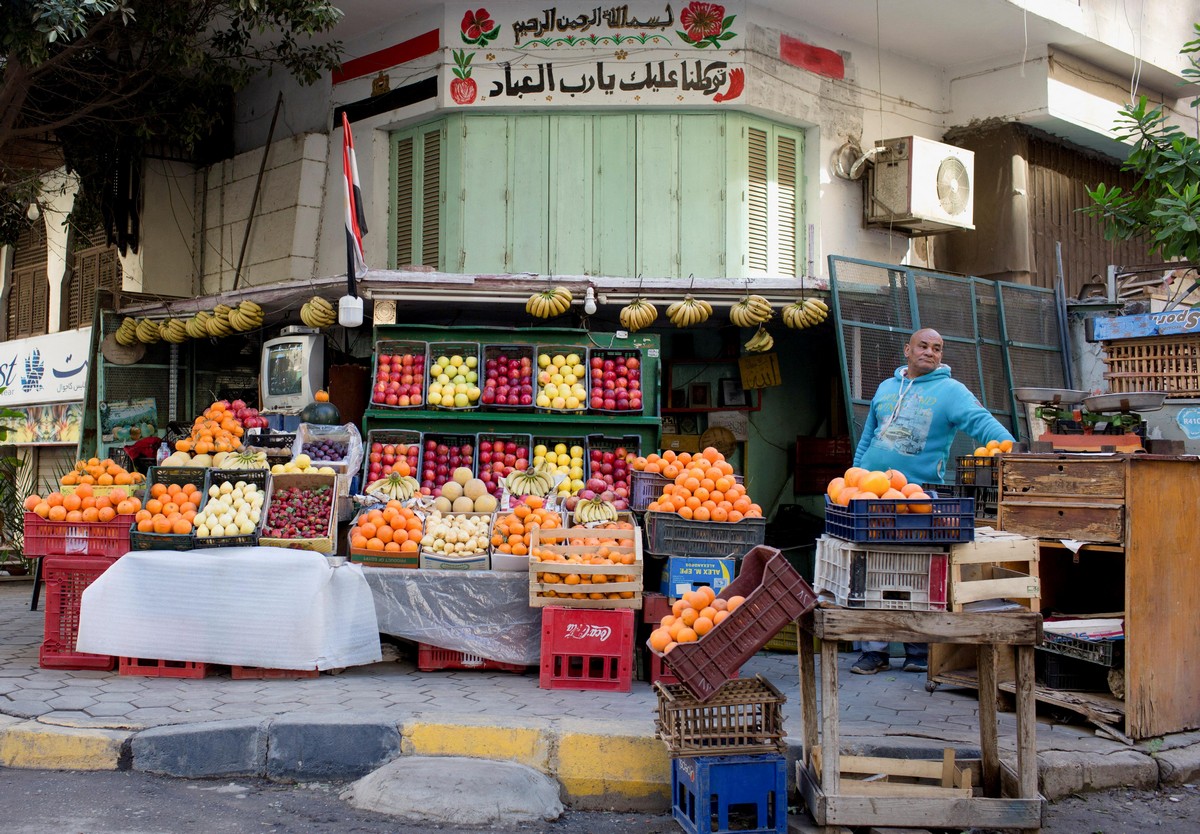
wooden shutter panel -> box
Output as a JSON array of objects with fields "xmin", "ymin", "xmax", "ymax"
[
  {"xmin": 421, "ymin": 128, "xmax": 441, "ymax": 268},
  {"xmin": 32, "ymin": 268, "xmax": 48, "ymax": 335},
  {"xmin": 775, "ymin": 134, "xmax": 798, "ymax": 277},
  {"xmin": 747, "ymin": 127, "xmax": 769, "ymax": 272},
  {"xmin": 394, "ymin": 136, "xmax": 415, "ymax": 266}
]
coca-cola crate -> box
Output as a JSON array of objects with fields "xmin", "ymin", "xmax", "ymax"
[
  {"xmin": 40, "ymin": 556, "xmax": 118, "ymax": 670},
  {"xmin": 539, "ymin": 606, "xmax": 634, "ymax": 692},
  {"xmin": 23, "ymin": 512, "xmax": 134, "ymax": 558},
  {"xmin": 417, "ymin": 643, "xmax": 527, "ymax": 673},
  {"xmin": 119, "ymin": 657, "xmax": 210, "ymax": 678}
]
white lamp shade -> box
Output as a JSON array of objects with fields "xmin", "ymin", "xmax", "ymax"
[{"xmin": 338, "ymin": 295, "xmax": 364, "ymax": 328}]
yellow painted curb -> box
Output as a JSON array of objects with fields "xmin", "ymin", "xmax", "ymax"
[
  {"xmin": 0, "ymin": 717, "xmax": 127, "ymax": 771},
  {"xmin": 554, "ymin": 723, "xmax": 671, "ymax": 810},
  {"xmin": 403, "ymin": 718, "xmax": 551, "ymax": 772}
]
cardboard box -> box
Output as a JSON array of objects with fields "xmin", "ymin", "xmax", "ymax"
[
  {"xmin": 665, "ymin": 556, "xmax": 736, "ymax": 599},
  {"xmin": 661, "ymin": 434, "xmax": 701, "ymax": 453}
]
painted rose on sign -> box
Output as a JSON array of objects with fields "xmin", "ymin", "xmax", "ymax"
[
  {"xmin": 678, "ymin": 2, "xmax": 736, "ymax": 48},
  {"xmin": 450, "ymin": 49, "xmax": 477, "ymax": 104},
  {"xmin": 461, "ymin": 8, "xmax": 499, "ymax": 45}
]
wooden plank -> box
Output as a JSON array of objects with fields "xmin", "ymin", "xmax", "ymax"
[
  {"xmin": 999, "ymin": 456, "xmax": 1126, "ymax": 498},
  {"xmin": 548, "ymin": 115, "xmax": 592, "ymax": 276},
  {"xmin": 833, "ymin": 780, "xmax": 971, "ymax": 798},
  {"xmin": 820, "ymin": 792, "xmax": 1043, "ymax": 829},
  {"xmin": 997, "ymin": 500, "xmax": 1124, "ymax": 544},
  {"xmin": 952, "ymin": 572, "xmax": 1041, "ymax": 606},
  {"xmin": 798, "ymin": 621, "xmax": 818, "ymax": 767},
  {"xmin": 508, "ymin": 115, "xmax": 549, "ymax": 273},
  {"xmin": 978, "ymin": 643, "xmax": 1001, "ymax": 798},
  {"xmin": 941, "ymin": 748, "xmax": 956, "ymax": 789},
  {"xmin": 797, "ymin": 762, "xmax": 829, "ymax": 826},
  {"xmin": 460, "ymin": 116, "xmax": 513, "ymax": 274},
  {"xmin": 812, "ymin": 748, "xmax": 958, "ymax": 782},
  {"xmin": 996, "ymin": 679, "xmax": 1124, "ymax": 724},
  {"xmin": 635, "ymin": 114, "xmax": 679, "ymax": 279},
  {"xmin": 820, "ymin": 638, "xmax": 840, "ymax": 796},
  {"xmin": 1015, "ymin": 644, "xmax": 1038, "ymax": 799},
  {"xmin": 814, "ymin": 609, "xmax": 1042, "ymax": 645}
]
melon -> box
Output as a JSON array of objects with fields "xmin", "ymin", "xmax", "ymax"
[
  {"xmin": 189, "ymin": 454, "xmax": 213, "ymax": 468},
  {"xmin": 434, "ymin": 496, "xmax": 453, "ymax": 513},
  {"xmin": 462, "ymin": 479, "xmax": 487, "ymax": 501},
  {"xmin": 451, "ymin": 496, "xmax": 475, "ymax": 513},
  {"xmin": 440, "ymin": 481, "xmax": 463, "ymax": 502},
  {"xmin": 162, "ymin": 451, "xmax": 191, "ymax": 467},
  {"xmin": 452, "ymin": 466, "xmax": 473, "ymax": 486},
  {"xmin": 473, "ymin": 493, "xmax": 498, "ymax": 513},
  {"xmin": 299, "ymin": 400, "xmax": 341, "ymax": 426}
]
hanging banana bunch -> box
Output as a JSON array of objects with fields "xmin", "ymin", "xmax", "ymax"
[
  {"xmin": 526, "ymin": 286, "xmax": 573, "ymax": 319},
  {"xmin": 729, "ymin": 294, "xmax": 774, "ymax": 328},
  {"xmin": 205, "ymin": 305, "xmax": 234, "ymax": 337},
  {"xmin": 134, "ymin": 318, "xmax": 162, "ymax": 344},
  {"xmin": 300, "ymin": 296, "xmax": 337, "ymax": 329},
  {"xmin": 666, "ymin": 295, "xmax": 713, "ymax": 327},
  {"xmin": 114, "ymin": 317, "xmax": 139, "ymax": 346},
  {"xmin": 159, "ymin": 318, "xmax": 189, "ymax": 344},
  {"xmin": 619, "ymin": 298, "xmax": 658, "ymax": 332},
  {"xmin": 228, "ymin": 300, "xmax": 264, "ymax": 332},
  {"xmin": 185, "ymin": 310, "xmax": 212, "ymax": 339},
  {"xmin": 781, "ymin": 297, "xmax": 829, "ymax": 330},
  {"xmin": 744, "ymin": 323, "xmax": 774, "ymax": 353}
]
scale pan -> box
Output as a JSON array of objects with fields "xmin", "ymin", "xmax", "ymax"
[
  {"xmin": 1083, "ymin": 392, "xmax": 1167, "ymax": 414},
  {"xmin": 1013, "ymin": 387, "xmax": 1088, "ymax": 406}
]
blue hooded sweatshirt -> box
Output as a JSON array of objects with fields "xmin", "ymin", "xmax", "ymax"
[{"xmin": 853, "ymin": 364, "xmax": 1014, "ymax": 485}]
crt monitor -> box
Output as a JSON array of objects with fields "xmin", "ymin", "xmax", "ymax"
[{"xmin": 260, "ymin": 333, "xmax": 324, "ymax": 414}]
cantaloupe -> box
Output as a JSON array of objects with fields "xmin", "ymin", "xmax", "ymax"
[
  {"xmin": 440, "ymin": 481, "xmax": 463, "ymax": 502},
  {"xmin": 463, "ymin": 478, "xmax": 487, "ymax": 501},
  {"xmin": 163, "ymin": 452, "xmax": 192, "ymax": 467},
  {"xmin": 473, "ymin": 493, "xmax": 498, "ymax": 513},
  {"xmin": 189, "ymin": 454, "xmax": 213, "ymax": 468},
  {"xmin": 434, "ymin": 496, "xmax": 453, "ymax": 513},
  {"xmin": 452, "ymin": 496, "xmax": 475, "ymax": 513},
  {"xmin": 452, "ymin": 467, "xmax": 473, "ymax": 486}
]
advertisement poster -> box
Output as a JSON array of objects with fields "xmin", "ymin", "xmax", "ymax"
[
  {"xmin": 99, "ymin": 398, "xmax": 159, "ymax": 443},
  {"xmin": 0, "ymin": 402, "xmax": 83, "ymax": 445},
  {"xmin": 0, "ymin": 327, "xmax": 91, "ymax": 407}
]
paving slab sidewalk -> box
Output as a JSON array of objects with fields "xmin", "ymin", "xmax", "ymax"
[{"xmin": 0, "ymin": 583, "xmax": 1192, "ymax": 807}]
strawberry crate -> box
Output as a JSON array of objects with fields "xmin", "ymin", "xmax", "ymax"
[
  {"xmin": 258, "ymin": 472, "xmax": 338, "ymax": 553},
  {"xmin": 40, "ymin": 556, "xmax": 118, "ymax": 670},
  {"xmin": 480, "ymin": 344, "xmax": 536, "ymax": 411},
  {"xmin": 370, "ymin": 339, "xmax": 428, "ymax": 409},
  {"xmin": 814, "ymin": 534, "xmax": 949, "ymax": 611},
  {"xmin": 128, "ymin": 466, "xmax": 206, "ymax": 551},
  {"xmin": 477, "ymin": 432, "xmax": 534, "ymax": 499},
  {"xmin": 417, "ymin": 643, "xmax": 528, "ymax": 673},
  {"xmin": 587, "ymin": 348, "xmax": 645, "ymax": 414},
  {"xmin": 539, "ymin": 606, "xmax": 635, "ymax": 692},
  {"xmin": 529, "ymin": 525, "xmax": 643, "ymax": 609},
  {"xmin": 119, "ymin": 657, "xmax": 210, "ymax": 678},
  {"xmin": 534, "ymin": 344, "xmax": 589, "ymax": 414},
  {"xmin": 650, "ymin": 545, "xmax": 818, "ymax": 702},
  {"xmin": 419, "ymin": 433, "xmax": 477, "ymax": 496},
  {"xmin": 655, "ymin": 676, "xmax": 788, "ymax": 758},
  {"xmin": 645, "ymin": 511, "xmax": 767, "ymax": 559},
  {"xmin": 23, "ymin": 512, "xmax": 134, "ymax": 558},
  {"xmin": 823, "ymin": 495, "xmax": 975, "ymax": 544},
  {"xmin": 362, "ymin": 429, "xmax": 422, "ymax": 485},
  {"xmin": 425, "ymin": 341, "xmax": 482, "ymax": 411}
]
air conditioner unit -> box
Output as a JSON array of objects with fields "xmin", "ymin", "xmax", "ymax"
[{"xmin": 864, "ymin": 136, "xmax": 975, "ymax": 235}]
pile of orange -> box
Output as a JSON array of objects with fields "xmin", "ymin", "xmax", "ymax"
[
  {"xmin": 648, "ymin": 586, "xmax": 745, "ymax": 654},
  {"xmin": 645, "ymin": 447, "xmax": 762, "ymax": 522},
  {"xmin": 60, "ymin": 458, "xmax": 144, "ymax": 487},
  {"xmin": 134, "ymin": 482, "xmax": 201, "ymax": 535},
  {"xmin": 491, "ymin": 497, "xmax": 562, "ymax": 556},
  {"xmin": 531, "ymin": 520, "xmax": 638, "ymax": 601},
  {"xmin": 826, "ymin": 467, "xmax": 932, "ymax": 512},
  {"xmin": 25, "ymin": 485, "xmax": 142, "ymax": 522},
  {"xmin": 349, "ymin": 501, "xmax": 423, "ymax": 553},
  {"xmin": 174, "ymin": 401, "xmax": 244, "ymax": 455},
  {"xmin": 972, "ymin": 439, "xmax": 1013, "ymax": 457}
]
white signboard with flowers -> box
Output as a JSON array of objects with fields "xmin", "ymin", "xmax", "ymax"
[{"xmin": 443, "ymin": 3, "xmax": 745, "ymax": 108}]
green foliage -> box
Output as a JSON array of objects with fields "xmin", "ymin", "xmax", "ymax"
[
  {"xmin": 1082, "ymin": 24, "xmax": 1200, "ymax": 261},
  {"xmin": 0, "ymin": 391, "xmax": 30, "ymax": 568}
]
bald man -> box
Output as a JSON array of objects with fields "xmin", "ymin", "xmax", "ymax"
[{"xmin": 849, "ymin": 328, "xmax": 1014, "ymax": 675}]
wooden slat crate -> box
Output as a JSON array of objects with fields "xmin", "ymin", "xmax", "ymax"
[
  {"xmin": 949, "ymin": 530, "xmax": 1040, "ymax": 612},
  {"xmin": 528, "ymin": 525, "xmax": 642, "ymax": 609},
  {"xmin": 1103, "ymin": 335, "xmax": 1200, "ymax": 398}
]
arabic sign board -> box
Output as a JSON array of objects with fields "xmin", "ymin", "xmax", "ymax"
[
  {"xmin": 0, "ymin": 328, "xmax": 91, "ymax": 407},
  {"xmin": 738, "ymin": 353, "xmax": 781, "ymax": 390},
  {"xmin": 1091, "ymin": 310, "xmax": 1200, "ymax": 341},
  {"xmin": 444, "ymin": 3, "xmax": 745, "ymax": 108}
]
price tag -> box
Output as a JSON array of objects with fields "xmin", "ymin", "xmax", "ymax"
[
  {"xmin": 738, "ymin": 354, "xmax": 781, "ymax": 389},
  {"xmin": 65, "ymin": 525, "xmax": 88, "ymax": 555}
]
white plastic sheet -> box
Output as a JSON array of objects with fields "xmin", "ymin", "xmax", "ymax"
[
  {"xmin": 364, "ymin": 568, "xmax": 541, "ymax": 666},
  {"xmin": 76, "ymin": 547, "xmax": 382, "ymax": 670}
]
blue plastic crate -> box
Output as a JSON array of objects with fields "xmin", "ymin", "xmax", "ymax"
[
  {"xmin": 824, "ymin": 495, "xmax": 975, "ymax": 544},
  {"xmin": 672, "ymin": 753, "xmax": 787, "ymax": 834}
]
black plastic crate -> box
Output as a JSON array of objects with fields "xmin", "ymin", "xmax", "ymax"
[
  {"xmin": 425, "ymin": 342, "xmax": 482, "ymax": 411},
  {"xmin": 1041, "ymin": 632, "xmax": 1124, "ymax": 667},
  {"xmin": 587, "ymin": 348, "xmax": 645, "ymax": 415},
  {"xmin": 419, "ymin": 433, "xmax": 476, "ymax": 495},
  {"xmin": 925, "ymin": 482, "xmax": 997, "ymax": 520},
  {"xmin": 955, "ymin": 455, "xmax": 996, "ymax": 487},
  {"xmin": 1036, "ymin": 649, "xmax": 1112, "ymax": 692},
  {"xmin": 480, "ymin": 344, "xmax": 536, "ymax": 411}
]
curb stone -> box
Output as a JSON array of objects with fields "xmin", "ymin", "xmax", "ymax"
[
  {"xmin": 1037, "ymin": 749, "xmax": 1159, "ymax": 800},
  {"xmin": 132, "ymin": 717, "xmax": 269, "ymax": 777},
  {"xmin": 1155, "ymin": 743, "xmax": 1200, "ymax": 786},
  {"xmin": 0, "ymin": 714, "xmax": 129, "ymax": 771}
]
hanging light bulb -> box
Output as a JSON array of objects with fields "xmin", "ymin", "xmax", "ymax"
[
  {"xmin": 583, "ymin": 286, "xmax": 597, "ymax": 315},
  {"xmin": 26, "ymin": 201, "xmax": 40, "ymax": 221}
]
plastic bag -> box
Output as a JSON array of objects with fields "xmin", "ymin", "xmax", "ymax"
[{"xmin": 293, "ymin": 422, "xmax": 364, "ymax": 477}]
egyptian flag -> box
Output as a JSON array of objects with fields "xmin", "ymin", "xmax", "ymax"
[{"xmin": 342, "ymin": 113, "xmax": 368, "ymax": 294}]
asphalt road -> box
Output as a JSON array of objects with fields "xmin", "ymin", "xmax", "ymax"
[{"xmin": 3, "ymin": 768, "xmax": 1200, "ymax": 833}]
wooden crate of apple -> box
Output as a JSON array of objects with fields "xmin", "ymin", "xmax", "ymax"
[
  {"xmin": 529, "ymin": 521, "xmax": 642, "ymax": 608},
  {"xmin": 420, "ymin": 509, "xmax": 494, "ymax": 559},
  {"xmin": 433, "ymin": 467, "xmax": 498, "ymax": 514},
  {"xmin": 533, "ymin": 440, "xmax": 585, "ymax": 498},
  {"xmin": 194, "ymin": 479, "xmax": 265, "ymax": 541},
  {"xmin": 372, "ymin": 348, "xmax": 426, "ymax": 407},
  {"xmin": 477, "ymin": 436, "xmax": 531, "ymax": 499},
  {"xmin": 260, "ymin": 474, "xmax": 336, "ymax": 551},
  {"xmin": 589, "ymin": 351, "xmax": 643, "ymax": 412},
  {"xmin": 420, "ymin": 436, "xmax": 474, "ymax": 495},
  {"xmin": 535, "ymin": 350, "xmax": 588, "ymax": 411}
]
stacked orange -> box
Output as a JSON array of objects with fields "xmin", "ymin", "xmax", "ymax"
[
  {"xmin": 134, "ymin": 482, "xmax": 201, "ymax": 535},
  {"xmin": 174, "ymin": 401, "xmax": 244, "ymax": 455},
  {"xmin": 826, "ymin": 467, "xmax": 932, "ymax": 513},
  {"xmin": 349, "ymin": 501, "xmax": 423, "ymax": 553},
  {"xmin": 972, "ymin": 439, "xmax": 1013, "ymax": 457},
  {"xmin": 531, "ymin": 520, "xmax": 638, "ymax": 601},
  {"xmin": 648, "ymin": 586, "xmax": 746, "ymax": 653},
  {"xmin": 491, "ymin": 497, "xmax": 562, "ymax": 556},
  {"xmin": 25, "ymin": 485, "xmax": 142, "ymax": 522},
  {"xmin": 645, "ymin": 447, "xmax": 761, "ymax": 522},
  {"xmin": 60, "ymin": 458, "xmax": 144, "ymax": 487}
]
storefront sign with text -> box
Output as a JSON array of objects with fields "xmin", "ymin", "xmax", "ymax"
[{"xmin": 0, "ymin": 328, "xmax": 91, "ymax": 407}]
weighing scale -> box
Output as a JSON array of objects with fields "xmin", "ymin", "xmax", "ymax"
[{"xmin": 1013, "ymin": 388, "xmax": 1166, "ymax": 452}]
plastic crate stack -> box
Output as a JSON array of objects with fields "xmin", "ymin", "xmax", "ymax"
[
  {"xmin": 813, "ymin": 534, "xmax": 949, "ymax": 612},
  {"xmin": 922, "ymin": 454, "xmax": 998, "ymax": 521}
]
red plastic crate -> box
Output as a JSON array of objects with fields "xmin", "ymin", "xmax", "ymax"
[
  {"xmin": 794, "ymin": 435, "xmax": 854, "ymax": 467},
  {"xmin": 119, "ymin": 657, "xmax": 210, "ymax": 678},
  {"xmin": 649, "ymin": 651, "xmax": 680, "ymax": 686},
  {"xmin": 39, "ymin": 556, "xmax": 118, "ymax": 670},
  {"xmin": 230, "ymin": 666, "xmax": 320, "ymax": 680},
  {"xmin": 417, "ymin": 643, "xmax": 527, "ymax": 673},
  {"xmin": 540, "ymin": 607, "xmax": 634, "ymax": 692},
  {"xmin": 24, "ymin": 512, "xmax": 134, "ymax": 558}
]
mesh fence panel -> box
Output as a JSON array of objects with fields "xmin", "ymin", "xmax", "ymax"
[
  {"xmin": 911, "ymin": 272, "xmax": 975, "ymax": 340},
  {"xmin": 999, "ymin": 283, "xmax": 1063, "ymax": 348}
]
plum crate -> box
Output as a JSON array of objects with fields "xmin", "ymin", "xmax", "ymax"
[
  {"xmin": 655, "ymin": 676, "xmax": 788, "ymax": 758},
  {"xmin": 195, "ymin": 469, "xmax": 272, "ymax": 548},
  {"xmin": 24, "ymin": 512, "xmax": 134, "ymax": 558},
  {"xmin": 645, "ymin": 511, "xmax": 766, "ymax": 559},
  {"xmin": 419, "ymin": 433, "xmax": 477, "ymax": 495},
  {"xmin": 362, "ymin": 429, "xmax": 423, "ymax": 485},
  {"xmin": 480, "ymin": 344, "xmax": 536, "ymax": 411},
  {"xmin": 370, "ymin": 339, "xmax": 428, "ymax": 409},
  {"xmin": 813, "ymin": 534, "xmax": 949, "ymax": 611},
  {"xmin": 533, "ymin": 344, "xmax": 589, "ymax": 414},
  {"xmin": 128, "ymin": 466, "xmax": 205, "ymax": 551},
  {"xmin": 40, "ymin": 556, "xmax": 118, "ymax": 670},
  {"xmin": 417, "ymin": 643, "xmax": 527, "ymax": 673},
  {"xmin": 587, "ymin": 348, "xmax": 645, "ymax": 414},
  {"xmin": 823, "ymin": 494, "xmax": 975, "ymax": 544},
  {"xmin": 425, "ymin": 341, "xmax": 482, "ymax": 411},
  {"xmin": 476, "ymin": 432, "xmax": 534, "ymax": 499}
]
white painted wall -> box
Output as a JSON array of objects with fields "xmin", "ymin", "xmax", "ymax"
[{"xmin": 129, "ymin": 159, "xmax": 199, "ymax": 298}]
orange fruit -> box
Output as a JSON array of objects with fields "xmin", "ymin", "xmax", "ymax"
[
  {"xmin": 650, "ymin": 628, "xmax": 673, "ymax": 652},
  {"xmin": 900, "ymin": 483, "xmax": 923, "ymax": 498},
  {"xmin": 999, "ymin": 439, "xmax": 1014, "ymax": 453},
  {"xmin": 726, "ymin": 595, "xmax": 745, "ymax": 612},
  {"xmin": 908, "ymin": 491, "xmax": 933, "ymax": 513},
  {"xmin": 834, "ymin": 487, "xmax": 859, "ymax": 507},
  {"xmin": 843, "ymin": 467, "xmax": 868, "ymax": 488},
  {"xmin": 826, "ymin": 477, "xmax": 845, "ymax": 502},
  {"xmin": 23, "ymin": 495, "xmax": 40, "ymax": 511},
  {"xmin": 859, "ymin": 471, "xmax": 891, "ymax": 498},
  {"xmin": 676, "ymin": 627, "xmax": 698, "ymax": 643},
  {"xmin": 693, "ymin": 616, "xmax": 714, "ymax": 636},
  {"xmin": 885, "ymin": 469, "xmax": 908, "ymax": 491},
  {"xmin": 881, "ymin": 488, "xmax": 908, "ymax": 510}
]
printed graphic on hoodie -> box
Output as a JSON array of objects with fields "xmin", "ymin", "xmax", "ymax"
[{"xmin": 874, "ymin": 389, "xmax": 935, "ymax": 456}]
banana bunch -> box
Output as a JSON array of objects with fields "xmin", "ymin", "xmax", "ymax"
[
  {"xmin": 185, "ymin": 311, "xmax": 212, "ymax": 339},
  {"xmin": 730, "ymin": 294, "xmax": 774, "ymax": 328},
  {"xmin": 781, "ymin": 297, "xmax": 829, "ymax": 330},
  {"xmin": 365, "ymin": 471, "xmax": 421, "ymax": 501},
  {"xmin": 618, "ymin": 298, "xmax": 657, "ymax": 332},
  {"xmin": 159, "ymin": 318, "xmax": 189, "ymax": 344},
  {"xmin": 574, "ymin": 497, "xmax": 618, "ymax": 524},
  {"xmin": 205, "ymin": 305, "xmax": 234, "ymax": 338},
  {"xmin": 744, "ymin": 324, "xmax": 774, "ymax": 353},
  {"xmin": 228, "ymin": 300, "xmax": 264, "ymax": 332},
  {"xmin": 503, "ymin": 467, "xmax": 556, "ymax": 497},
  {"xmin": 300, "ymin": 296, "xmax": 336, "ymax": 328},
  {"xmin": 666, "ymin": 295, "xmax": 713, "ymax": 327},
  {"xmin": 114, "ymin": 317, "xmax": 139, "ymax": 346},
  {"xmin": 526, "ymin": 286, "xmax": 573, "ymax": 319},
  {"xmin": 135, "ymin": 317, "xmax": 162, "ymax": 344}
]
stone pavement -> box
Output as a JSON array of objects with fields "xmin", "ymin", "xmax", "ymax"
[{"xmin": 2, "ymin": 581, "xmax": 1197, "ymax": 810}]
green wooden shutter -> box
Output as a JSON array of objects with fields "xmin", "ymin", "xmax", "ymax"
[
  {"xmin": 459, "ymin": 116, "xmax": 512, "ymax": 274},
  {"xmin": 744, "ymin": 122, "xmax": 803, "ymax": 278},
  {"xmin": 509, "ymin": 115, "xmax": 548, "ymax": 273},
  {"xmin": 678, "ymin": 115, "xmax": 725, "ymax": 278},
  {"xmin": 775, "ymin": 132, "xmax": 799, "ymax": 277},
  {"xmin": 636, "ymin": 115, "xmax": 680, "ymax": 278},
  {"xmin": 593, "ymin": 115, "xmax": 635, "ymax": 278},
  {"xmin": 393, "ymin": 135, "xmax": 415, "ymax": 266},
  {"xmin": 421, "ymin": 128, "xmax": 441, "ymax": 268},
  {"xmin": 392, "ymin": 122, "xmax": 444, "ymax": 270},
  {"xmin": 549, "ymin": 115, "xmax": 593, "ymax": 275}
]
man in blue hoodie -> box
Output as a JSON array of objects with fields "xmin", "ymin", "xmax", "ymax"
[{"xmin": 850, "ymin": 327, "xmax": 1014, "ymax": 675}]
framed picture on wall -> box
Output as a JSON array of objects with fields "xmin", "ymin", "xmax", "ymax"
[
  {"xmin": 661, "ymin": 415, "xmax": 680, "ymax": 433},
  {"xmin": 719, "ymin": 378, "xmax": 749, "ymax": 407},
  {"xmin": 670, "ymin": 388, "xmax": 689, "ymax": 409},
  {"xmin": 689, "ymin": 383, "xmax": 711, "ymax": 409}
]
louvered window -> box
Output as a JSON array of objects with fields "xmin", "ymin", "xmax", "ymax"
[
  {"xmin": 7, "ymin": 222, "xmax": 49, "ymax": 338},
  {"xmin": 391, "ymin": 121, "xmax": 444, "ymax": 269},
  {"xmin": 745, "ymin": 124, "xmax": 803, "ymax": 278},
  {"xmin": 747, "ymin": 127, "xmax": 769, "ymax": 272},
  {"xmin": 66, "ymin": 226, "xmax": 122, "ymax": 330}
]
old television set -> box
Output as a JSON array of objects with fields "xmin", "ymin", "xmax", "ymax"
[{"xmin": 260, "ymin": 328, "xmax": 324, "ymax": 414}]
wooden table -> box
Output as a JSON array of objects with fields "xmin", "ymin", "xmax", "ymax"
[{"xmin": 797, "ymin": 608, "xmax": 1044, "ymax": 832}]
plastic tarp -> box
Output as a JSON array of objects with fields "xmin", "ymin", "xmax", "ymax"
[
  {"xmin": 76, "ymin": 547, "xmax": 382, "ymax": 670},
  {"xmin": 364, "ymin": 568, "xmax": 541, "ymax": 666}
]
